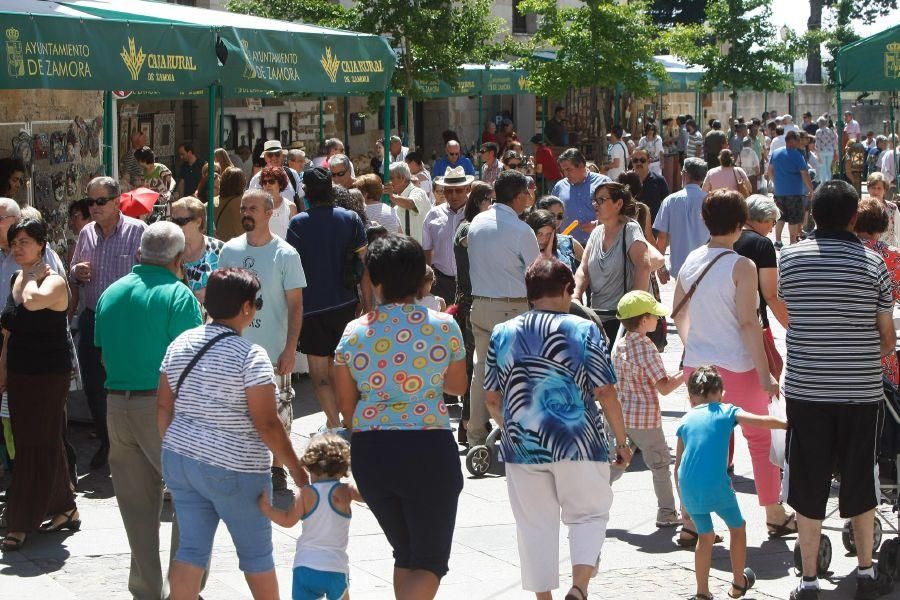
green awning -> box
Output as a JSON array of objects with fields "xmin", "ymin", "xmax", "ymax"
[
  {"xmin": 416, "ymin": 63, "xmax": 531, "ymax": 98},
  {"xmin": 0, "ymin": 1, "xmax": 219, "ymax": 92},
  {"xmin": 58, "ymin": 0, "xmax": 396, "ymax": 97},
  {"xmin": 837, "ymin": 24, "xmax": 900, "ymax": 92}
]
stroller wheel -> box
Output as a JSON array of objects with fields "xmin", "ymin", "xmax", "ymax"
[
  {"xmin": 879, "ymin": 538, "xmax": 900, "ymax": 578},
  {"xmin": 465, "ymin": 445, "xmax": 492, "ymax": 477},
  {"xmin": 794, "ymin": 535, "xmax": 832, "ymax": 576},
  {"xmin": 842, "ymin": 517, "xmax": 883, "ymax": 555}
]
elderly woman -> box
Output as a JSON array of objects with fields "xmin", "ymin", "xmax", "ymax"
[
  {"xmin": 388, "ymin": 161, "xmax": 432, "ymax": 241},
  {"xmin": 485, "ymin": 257, "xmax": 629, "ymax": 600},
  {"xmin": 353, "ymin": 173, "xmax": 401, "ymax": 233},
  {"xmin": 215, "ymin": 167, "xmax": 247, "ymax": 242},
  {"xmin": 258, "ymin": 165, "xmax": 298, "ymax": 239},
  {"xmin": 335, "ymin": 235, "xmax": 467, "ymax": 599},
  {"xmin": 865, "ymin": 172, "xmax": 900, "ymax": 246},
  {"xmin": 674, "ymin": 189, "xmax": 795, "ymax": 545},
  {"xmin": 573, "ymin": 182, "xmax": 657, "ymax": 343},
  {"xmin": 170, "ymin": 196, "xmax": 224, "ymax": 303},
  {"xmin": 0, "ymin": 219, "xmax": 76, "ymax": 551},
  {"xmin": 134, "ymin": 146, "xmax": 175, "ymax": 205},
  {"xmin": 855, "ymin": 197, "xmax": 900, "ymax": 385},
  {"xmin": 159, "ymin": 267, "xmax": 306, "ymax": 598}
]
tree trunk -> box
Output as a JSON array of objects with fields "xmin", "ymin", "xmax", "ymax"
[{"xmin": 806, "ymin": 0, "xmax": 823, "ymax": 84}]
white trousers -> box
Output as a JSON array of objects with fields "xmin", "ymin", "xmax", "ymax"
[{"xmin": 506, "ymin": 461, "xmax": 613, "ymax": 593}]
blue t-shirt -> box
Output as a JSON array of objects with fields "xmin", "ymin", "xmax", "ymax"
[
  {"xmin": 334, "ymin": 303, "xmax": 466, "ymax": 431},
  {"xmin": 676, "ymin": 402, "xmax": 742, "ymax": 512},
  {"xmin": 770, "ymin": 147, "xmax": 809, "ymax": 197},
  {"xmin": 552, "ymin": 171, "xmax": 610, "ymax": 245},
  {"xmin": 286, "ymin": 205, "xmax": 367, "ymax": 316},
  {"xmin": 432, "ymin": 156, "xmax": 477, "ymax": 179},
  {"xmin": 485, "ymin": 311, "xmax": 616, "ymax": 465}
]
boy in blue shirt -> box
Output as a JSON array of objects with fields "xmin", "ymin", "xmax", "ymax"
[{"xmin": 676, "ymin": 366, "xmax": 787, "ymax": 600}]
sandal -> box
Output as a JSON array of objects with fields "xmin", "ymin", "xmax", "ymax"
[
  {"xmin": 767, "ymin": 512, "xmax": 797, "ymax": 538},
  {"xmin": 727, "ymin": 568, "xmax": 756, "ymax": 598},
  {"xmin": 39, "ymin": 508, "xmax": 81, "ymax": 533},
  {"xmin": 1, "ymin": 533, "xmax": 25, "ymax": 551},
  {"xmin": 691, "ymin": 595, "xmax": 714, "ymax": 600},
  {"xmin": 676, "ymin": 527, "xmax": 724, "ymax": 548},
  {"xmin": 564, "ymin": 584, "xmax": 587, "ymax": 600}
]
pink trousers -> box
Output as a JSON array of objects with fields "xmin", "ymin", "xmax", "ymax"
[{"xmin": 684, "ymin": 366, "xmax": 781, "ymax": 506}]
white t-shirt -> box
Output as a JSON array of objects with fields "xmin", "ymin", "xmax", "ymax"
[
  {"xmin": 769, "ymin": 135, "xmax": 786, "ymax": 154},
  {"xmin": 783, "ymin": 123, "xmax": 800, "ymax": 135},
  {"xmin": 738, "ymin": 148, "xmax": 760, "ymax": 176},
  {"xmin": 397, "ymin": 184, "xmax": 433, "ymax": 242},
  {"xmin": 161, "ymin": 323, "xmax": 276, "ymax": 473},
  {"xmin": 607, "ymin": 141, "xmax": 628, "ymax": 180},
  {"xmin": 844, "ymin": 119, "xmax": 861, "ymax": 141},
  {"xmin": 268, "ymin": 199, "xmax": 296, "ymax": 240},
  {"xmin": 219, "ymin": 235, "xmax": 307, "ymax": 363},
  {"xmin": 882, "ymin": 149, "xmax": 897, "ymax": 184},
  {"xmin": 638, "ymin": 136, "xmax": 664, "ymax": 175},
  {"xmin": 248, "ymin": 167, "xmax": 304, "ymax": 207},
  {"xmin": 365, "ymin": 202, "xmax": 402, "ymax": 233}
]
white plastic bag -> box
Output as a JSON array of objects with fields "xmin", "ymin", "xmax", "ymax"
[{"xmin": 769, "ymin": 395, "xmax": 787, "ymax": 468}]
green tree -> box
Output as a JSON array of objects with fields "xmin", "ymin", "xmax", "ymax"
[
  {"xmin": 667, "ymin": 0, "xmax": 797, "ymax": 119},
  {"xmin": 226, "ymin": 0, "xmax": 515, "ymax": 149},
  {"xmin": 649, "ymin": 0, "xmax": 708, "ymax": 27},
  {"xmin": 517, "ymin": 0, "xmax": 667, "ymax": 159}
]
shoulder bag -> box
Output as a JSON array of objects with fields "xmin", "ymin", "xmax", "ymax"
[
  {"xmin": 671, "ymin": 249, "xmax": 736, "ymax": 319},
  {"xmin": 731, "ymin": 167, "xmax": 752, "ymax": 198},
  {"xmin": 175, "ymin": 330, "xmax": 238, "ymax": 398}
]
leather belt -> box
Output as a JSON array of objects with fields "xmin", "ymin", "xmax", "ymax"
[
  {"xmin": 107, "ymin": 389, "xmax": 157, "ymax": 396},
  {"xmin": 473, "ymin": 295, "xmax": 528, "ymax": 303}
]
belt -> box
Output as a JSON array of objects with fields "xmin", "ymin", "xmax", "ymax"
[
  {"xmin": 107, "ymin": 389, "xmax": 157, "ymax": 396},
  {"xmin": 433, "ymin": 268, "xmax": 455, "ymax": 280},
  {"xmin": 473, "ymin": 295, "xmax": 528, "ymax": 303}
]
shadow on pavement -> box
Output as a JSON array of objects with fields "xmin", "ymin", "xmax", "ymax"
[{"xmin": 606, "ymin": 526, "xmax": 683, "ymax": 555}]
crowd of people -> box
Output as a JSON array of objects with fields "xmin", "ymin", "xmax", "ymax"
[{"xmin": 0, "ymin": 106, "xmax": 897, "ymax": 600}]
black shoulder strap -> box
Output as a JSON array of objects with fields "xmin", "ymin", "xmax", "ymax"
[
  {"xmin": 284, "ymin": 167, "xmax": 301, "ymax": 205},
  {"xmin": 176, "ymin": 331, "xmax": 238, "ymax": 397}
]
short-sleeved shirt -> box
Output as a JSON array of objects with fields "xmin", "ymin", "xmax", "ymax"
[
  {"xmin": 334, "ymin": 303, "xmax": 465, "ymax": 432},
  {"xmin": 432, "ymin": 156, "xmax": 476, "ymax": 179},
  {"xmin": 285, "ymin": 206, "xmax": 366, "ymax": 316},
  {"xmin": 844, "ymin": 119, "xmax": 861, "ymax": 140},
  {"xmin": 703, "ymin": 166, "xmax": 749, "ymax": 193},
  {"xmin": 218, "ymin": 235, "xmax": 307, "ymax": 362},
  {"xmin": 816, "ymin": 127, "xmax": 838, "ymax": 155},
  {"xmin": 653, "ymin": 185, "xmax": 709, "ymax": 277},
  {"xmin": 95, "ymin": 264, "xmax": 203, "ymax": 390},
  {"xmin": 396, "ymin": 183, "xmax": 432, "ymax": 243},
  {"xmin": 161, "ymin": 323, "xmax": 276, "ymax": 473},
  {"xmin": 422, "ymin": 202, "xmax": 466, "ymax": 277},
  {"xmin": 178, "ymin": 159, "xmax": 206, "ymax": 197},
  {"xmin": 184, "ymin": 236, "xmax": 224, "ymax": 293},
  {"xmin": 770, "ymin": 147, "xmax": 809, "ymax": 197},
  {"xmin": 364, "ymin": 202, "xmax": 401, "ymax": 233},
  {"xmin": 485, "ymin": 310, "xmax": 615, "ymax": 464},
  {"xmin": 607, "ymin": 141, "xmax": 629, "ymax": 180},
  {"xmin": 535, "ymin": 145, "xmax": 562, "ymax": 182},
  {"xmin": 676, "ymin": 402, "xmax": 742, "ymax": 512},
  {"xmin": 467, "ymin": 203, "xmax": 540, "ymax": 298},
  {"xmin": 612, "ymin": 331, "xmax": 667, "ymax": 429},
  {"xmin": 779, "ymin": 231, "xmax": 893, "ymax": 404},
  {"xmin": 637, "ymin": 171, "xmax": 670, "ymax": 221},
  {"xmin": 552, "ymin": 171, "xmax": 610, "ymax": 246},
  {"xmin": 586, "ymin": 220, "xmax": 646, "ymax": 315},
  {"xmin": 734, "ymin": 229, "xmax": 777, "ymax": 328}
]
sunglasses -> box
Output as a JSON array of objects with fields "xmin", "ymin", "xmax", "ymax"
[
  {"xmin": 631, "ymin": 158, "xmax": 647, "ymax": 164},
  {"xmin": 507, "ymin": 162, "xmax": 523, "ymax": 169},
  {"xmin": 254, "ymin": 296, "xmax": 264, "ymax": 310},
  {"xmin": 555, "ymin": 213, "xmax": 564, "ymax": 221},
  {"xmin": 448, "ymin": 152, "xmax": 460, "ymax": 157},
  {"xmin": 260, "ymin": 178, "xmax": 277, "ymax": 185},
  {"xmin": 85, "ymin": 196, "xmax": 116, "ymax": 207},
  {"xmin": 169, "ymin": 215, "xmax": 195, "ymax": 226},
  {"xmin": 331, "ymin": 170, "xmax": 347, "ymax": 178}
]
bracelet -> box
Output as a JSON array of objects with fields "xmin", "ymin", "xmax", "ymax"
[{"xmin": 616, "ymin": 442, "xmax": 630, "ymax": 449}]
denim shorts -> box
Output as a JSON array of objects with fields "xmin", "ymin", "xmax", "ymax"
[
  {"xmin": 292, "ymin": 566, "xmax": 349, "ymax": 600},
  {"xmin": 162, "ymin": 449, "xmax": 274, "ymax": 573}
]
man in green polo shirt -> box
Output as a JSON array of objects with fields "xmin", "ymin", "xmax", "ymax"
[{"xmin": 95, "ymin": 221, "xmax": 202, "ymax": 600}]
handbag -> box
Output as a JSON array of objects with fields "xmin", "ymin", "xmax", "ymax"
[
  {"xmin": 671, "ymin": 249, "xmax": 736, "ymax": 319},
  {"xmin": 732, "ymin": 167, "xmax": 752, "ymax": 198},
  {"xmin": 175, "ymin": 331, "xmax": 238, "ymax": 397},
  {"xmin": 762, "ymin": 326, "xmax": 783, "ymax": 379}
]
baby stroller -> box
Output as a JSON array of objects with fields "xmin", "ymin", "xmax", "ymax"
[{"xmin": 793, "ymin": 378, "xmax": 900, "ymax": 576}]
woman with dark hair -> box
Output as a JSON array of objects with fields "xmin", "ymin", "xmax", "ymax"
[
  {"xmin": 159, "ymin": 267, "xmax": 306, "ymax": 597},
  {"xmin": 485, "ymin": 256, "xmax": 629, "ymax": 600},
  {"xmin": 335, "ymin": 235, "xmax": 467, "ymax": 599},
  {"xmin": 336, "ymin": 186, "xmax": 369, "ymax": 226},
  {"xmin": 0, "ymin": 158, "xmax": 26, "ymax": 199},
  {"xmin": 702, "ymin": 149, "xmax": 751, "ymax": 197},
  {"xmin": 526, "ymin": 209, "xmax": 570, "ymax": 269},
  {"xmin": 638, "ymin": 123, "xmax": 664, "ymax": 176},
  {"xmin": 573, "ymin": 182, "xmax": 655, "ymax": 342},
  {"xmin": 258, "ymin": 165, "xmax": 298, "ymax": 239},
  {"xmin": 134, "ymin": 146, "xmax": 175, "ymax": 205},
  {"xmin": 673, "ymin": 189, "xmax": 794, "ymax": 545},
  {"xmin": 215, "ymin": 167, "xmax": 247, "ymax": 242},
  {"xmin": 503, "ymin": 150, "xmax": 537, "ymax": 204},
  {"xmin": 194, "ymin": 162, "xmax": 222, "ymax": 206},
  {"xmin": 452, "ymin": 181, "xmax": 494, "ymax": 442},
  {"xmin": 537, "ymin": 195, "xmax": 585, "ymax": 272},
  {"xmin": 0, "ymin": 219, "xmax": 76, "ymax": 551}
]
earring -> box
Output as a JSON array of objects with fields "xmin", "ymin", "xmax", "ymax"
[{"xmin": 244, "ymin": 311, "xmax": 249, "ymax": 315}]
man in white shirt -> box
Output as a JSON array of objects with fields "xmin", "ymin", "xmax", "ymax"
[
  {"xmin": 389, "ymin": 135, "xmax": 409, "ymax": 163},
  {"xmin": 781, "ymin": 114, "xmax": 800, "ymax": 135},
  {"xmin": 248, "ymin": 140, "xmax": 304, "ymax": 208},
  {"xmin": 882, "ymin": 137, "xmax": 897, "ymax": 200},
  {"xmin": 843, "ymin": 111, "xmax": 861, "ymax": 142},
  {"xmin": 605, "ymin": 125, "xmax": 629, "ymax": 180},
  {"xmin": 388, "ymin": 161, "xmax": 432, "ymax": 242}
]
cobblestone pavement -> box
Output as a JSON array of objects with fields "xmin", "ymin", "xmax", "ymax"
[{"xmin": 2, "ymin": 249, "xmax": 898, "ymax": 599}]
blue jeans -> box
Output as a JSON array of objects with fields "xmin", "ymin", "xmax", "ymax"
[{"xmin": 162, "ymin": 449, "xmax": 274, "ymax": 573}]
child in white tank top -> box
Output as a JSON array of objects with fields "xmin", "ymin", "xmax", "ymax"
[
  {"xmin": 415, "ymin": 265, "xmax": 447, "ymax": 312},
  {"xmin": 259, "ymin": 433, "xmax": 362, "ymax": 600}
]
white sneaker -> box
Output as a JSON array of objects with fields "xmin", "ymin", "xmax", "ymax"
[{"xmin": 656, "ymin": 509, "xmax": 681, "ymax": 527}]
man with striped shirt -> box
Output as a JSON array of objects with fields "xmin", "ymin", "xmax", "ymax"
[{"xmin": 778, "ymin": 180, "xmax": 895, "ymax": 600}]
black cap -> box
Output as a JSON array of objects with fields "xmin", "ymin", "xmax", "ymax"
[{"xmin": 303, "ymin": 167, "xmax": 334, "ymax": 204}]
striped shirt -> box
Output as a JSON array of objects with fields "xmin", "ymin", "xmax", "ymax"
[
  {"xmin": 161, "ymin": 323, "xmax": 277, "ymax": 473},
  {"xmin": 778, "ymin": 231, "xmax": 893, "ymax": 404},
  {"xmin": 69, "ymin": 213, "xmax": 147, "ymax": 310}
]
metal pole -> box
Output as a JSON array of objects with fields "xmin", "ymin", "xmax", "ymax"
[
  {"xmin": 319, "ymin": 96, "xmax": 325, "ymax": 144},
  {"xmin": 218, "ymin": 84, "xmax": 225, "ymax": 148},
  {"xmin": 836, "ymin": 49, "xmax": 845, "ymax": 175},
  {"xmin": 478, "ymin": 94, "xmax": 483, "ymax": 169},
  {"xmin": 382, "ymin": 88, "xmax": 392, "ymax": 201},
  {"xmin": 891, "ymin": 99, "xmax": 897, "ymax": 185},
  {"xmin": 103, "ymin": 90, "xmax": 114, "ymax": 176},
  {"xmin": 541, "ymin": 95, "xmax": 548, "ymax": 195},
  {"xmin": 207, "ymin": 84, "xmax": 216, "ymax": 235},
  {"xmin": 402, "ymin": 97, "xmax": 409, "ymax": 146}
]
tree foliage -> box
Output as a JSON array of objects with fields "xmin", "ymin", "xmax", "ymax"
[
  {"xmin": 667, "ymin": 0, "xmax": 798, "ymax": 97},
  {"xmin": 648, "ymin": 0, "xmax": 708, "ymax": 27},
  {"xmin": 516, "ymin": 0, "xmax": 667, "ymax": 99}
]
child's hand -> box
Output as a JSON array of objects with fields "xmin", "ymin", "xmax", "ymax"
[{"xmin": 258, "ymin": 490, "xmax": 273, "ymax": 515}]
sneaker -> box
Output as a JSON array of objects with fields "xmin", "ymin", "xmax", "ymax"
[
  {"xmin": 790, "ymin": 586, "xmax": 819, "ymax": 600},
  {"xmin": 271, "ymin": 466, "xmax": 288, "ymax": 492},
  {"xmin": 856, "ymin": 567, "xmax": 894, "ymax": 600},
  {"xmin": 655, "ymin": 509, "xmax": 681, "ymax": 528}
]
